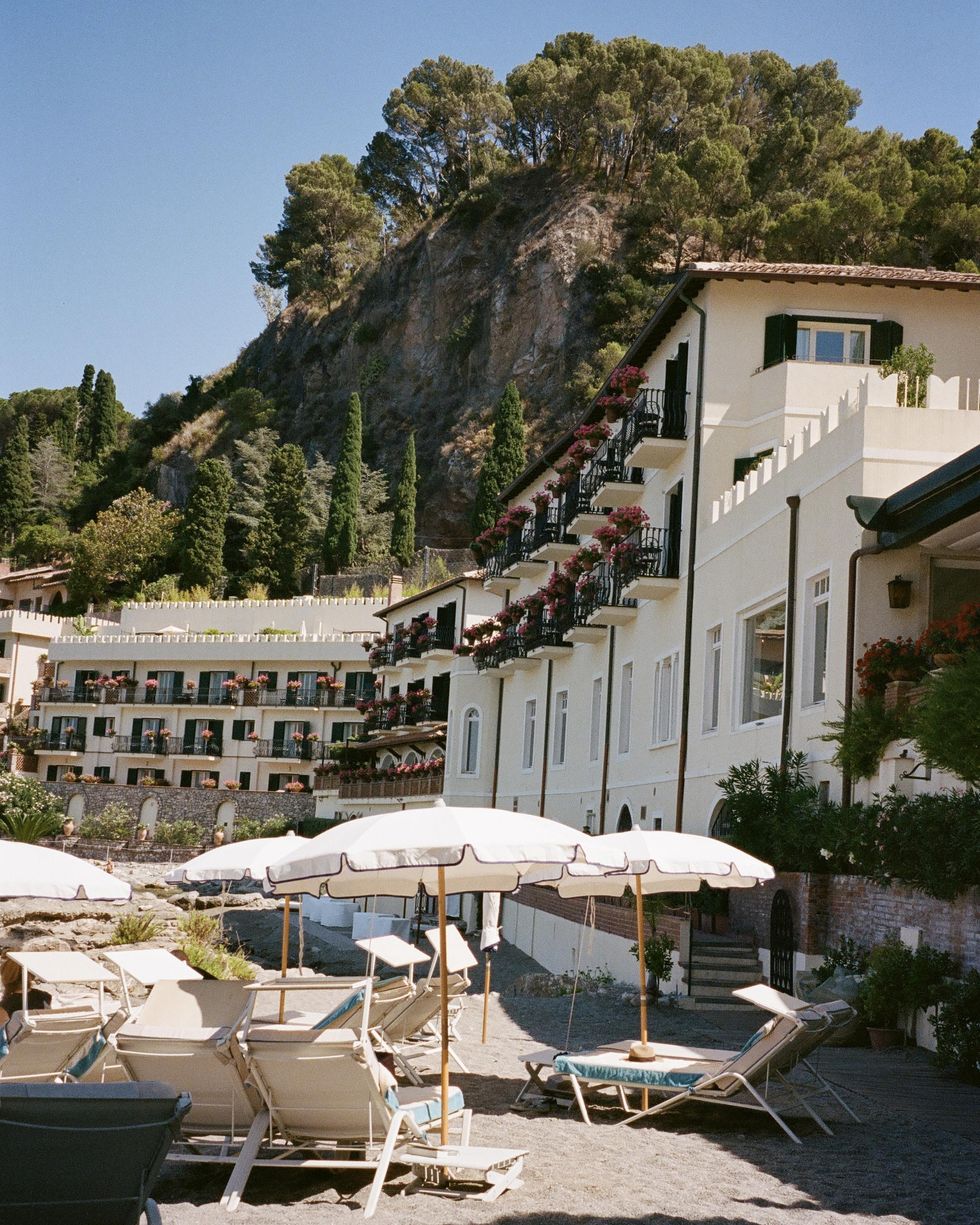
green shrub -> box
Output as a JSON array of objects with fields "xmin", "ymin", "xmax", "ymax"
[
  {"xmin": 630, "ymin": 932, "xmax": 675, "ymax": 997},
  {"xmin": 813, "ymin": 935, "xmax": 869, "ymax": 983},
  {"xmin": 446, "ymin": 308, "xmax": 481, "ymax": 358},
  {"xmin": 153, "ymin": 818, "xmax": 202, "ymax": 847},
  {"xmin": 0, "ymin": 773, "xmax": 63, "ymax": 843},
  {"xmin": 859, "ymin": 939, "xmax": 956, "ymax": 1029},
  {"xmin": 111, "ymin": 913, "xmax": 162, "ymax": 944},
  {"xmin": 231, "ymin": 814, "xmax": 294, "ymax": 842},
  {"xmin": 79, "ymin": 802, "xmax": 136, "ymax": 841},
  {"xmin": 934, "ymin": 970, "xmax": 980, "ymax": 1082},
  {"xmin": 178, "ymin": 912, "xmax": 221, "ymax": 944},
  {"xmin": 176, "ymin": 912, "xmax": 254, "ymax": 981},
  {"xmin": 820, "ymin": 698, "xmax": 908, "ymax": 780},
  {"xmin": 352, "ymin": 319, "xmax": 383, "ymax": 345},
  {"xmin": 910, "ymin": 651, "xmax": 980, "ymax": 785},
  {"xmin": 297, "ymin": 816, "xmax": 340, "ymax": 838}
]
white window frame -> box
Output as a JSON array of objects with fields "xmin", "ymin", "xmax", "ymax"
[
  {"xmin": 589, "ymin": 676, "xmax": 603, "ymax": 763},
  {"xmin": 521, "ymin": 699, "xmax": 536, "ymax": 772},
  {"xmin": 617, "ymin": 662, "xmax": 633, "ymax": 756},
  {"xmin": 652, "ymin": 652, "xmax": 679, "ymax": 746},
  {"xmin": 703, "ymin": 625, "xmax": 722, "ymax": 733},
  {"xmin": 552, "ymin": 690, "xmax": 568, "ymax": 767},
  {"xmin": 803, "ymin": 571, "xmax": 831, "ymax": 707},
  {"xmin": 793, "ymin": 320, "xmax": 870, "ymax": 366},
  {"xmin": 739, "ymin": 595, "xmax": 787, "ymax": 727},
  {"xmin": 460, "ymin": 707, "xmax": 481, "ymax": 775}
]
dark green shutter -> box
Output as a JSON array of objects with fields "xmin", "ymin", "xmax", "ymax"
[
  {"xmin": 331, "ymin": 722, "xmax": 345, "ymax": 742},
  {"xmin": 344, "ymin": 673, "xmax": 357, "ymax": 703},
  {"xmin": 870, "ymin": 320, "xmax": 903, "ymax": 363},
  {"xmin": 232, "ymin": 720, "xmax": 247, "ymax": 741},
  {"xmin": 46, "ymin": 765, "xmax": 58, "ymax": 782},
  {"xmin": 93, "ymin": 717, "xmax": 107, "ymax": 737},
  {"xmin": 238, "ymin": 771, "xmax": 251, "ymax": 790},
  {"xmin": 269, "ymin": 773, "xmax": 280, "ymax": 791},
  {"xmin": 74, "ymin": 717, "xmax": 87, "ymax": 736},
  {"xmin": 763, "ymin": 314, "xmax": 797, "ymax": 368},
  {"xmin": 198, "ymin": 671, "xmax": 211, "ymax": 697},
  {"xmin": 183, "ymin": 721, "xmax": 196, "ymax": 751},
  {"xmin": 287, "ymin": 671, "xmax": 299, "ymax": 684},
  {"xmin": 264, "ymin": 670, "xmax": 278, "ymax": 690},
  {"xmin": 272, "ymin": 720, "xmax": 285, "ymax": 748},
  {"xmin": 132, "ymin": 718, "xmax": 143, "ymax": 748},
  {"xmin": 179, "ymin": 770, "xmax": 192, "ymax": 787},
  {"xmin": 127, "ymin": 768, "xmax": 139, "ymax": 785},
  {"xmin": 173, "ymin": 670, "xmax": 184, "ymax": 693},
  {"xmin": 146, "ymin": 670, "xmax": 158, "ymax": 681},
  {"xmin": 673, "ymin": 342, "xmax": 689, "ymax": 394}
]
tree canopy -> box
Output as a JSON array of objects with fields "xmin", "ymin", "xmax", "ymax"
[
  {"xmin": 472, "ymin": 381, "xmax": 527, "ymax": 535},
  {"xmin": 68, "ymin": 489, "xmax": 179, "ymax": 608}
]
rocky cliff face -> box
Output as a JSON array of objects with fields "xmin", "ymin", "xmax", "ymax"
[{"xmin": 237, "ymin": 169, "xmax": 623, "ymax": 544}]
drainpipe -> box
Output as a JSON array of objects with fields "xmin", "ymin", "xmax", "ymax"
[
  {"xmin": 842, "ymin": 542, "xmax": 885, "ymax": 806},
  {"xmin": 597, "ymin": 627, "xmax": 617, "ymax": 834},
  {"xmin": 538, "ymin": 659, "xmax": 553, "ymax": 817},
  {"xmin": 673, "ymin": 290, "xmax": 707, "ymax": 833},
  {"xmin": 489, "ymin": 679, "xmax": 504, "ymax": 806},
  {"xmin": 780, "ymin": 496, "xmax": 801, "ymax": 771}
]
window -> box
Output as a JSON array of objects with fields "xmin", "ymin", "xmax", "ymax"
[
  {"xmin": 616, "ymin": 805, "xmax": 633, "ymax": 833},
  {"xmin": 804, "ymin": 574, "xmax": 831, "ymax": 705},
  {"xmin": 742, "ymin": 600, "xmax": 786, "ymax": 723},
  {"xmin": 460, "ymin": 707, "xmax": 480, "ymax": 775},
  {"xmin": 794, "ymin": 323, "xmax": 869, "ymax": 365},
  {"xmin": 617, "ymin": 663, "xmax": 633, "ymax": 755},
  {"xmin": 589, "ymin": 677, "xmax": 603, "ymax": 763},
  {"xmin": 231, "ymin": 720, "xmax": 255, "ymax": 741},
  {"xmin": 703, "ymin": 626, "xmax": 722, "ymax": 732},
  {"xmin": 930, "ymin": 560, "xmax": 980, "ymax": 621},
  {"xmin": 653, "ymin": 653, "xmax": 679, "ymax": 745},
  {"xmin": 522, "ymin": 700, "xmax": 536, "ymax": 771},
  {"xmin": 552, "ymin": 691, "xmax": 568, "ymax": 766},
  {"xmin": 93, "ymin": 765, "xmax": 111, "ymax": 782}
]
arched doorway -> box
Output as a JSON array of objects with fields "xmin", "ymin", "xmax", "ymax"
[
  {"xmin": 709, "ymin": 799, "xmax": 733, "ymax": 840},
  {"xmin": 216, "ymin": 801, "xmax": 236, "ymax": 839},
  {"xmin": 139, "ymin": 796, "xmax": 159, "ymax": 835},
  {"xmin": 769, "ymin": 890, "xmax": 795, "ymax": 993},
  {"xmin": 616, "ymin": 804, "xmax": 633, "ymax": 833},
  {"xmin": 66, "ymin": 793, "xmax": 85, "ymax": 822}
]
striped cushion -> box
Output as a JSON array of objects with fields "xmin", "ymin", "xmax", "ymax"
[
  {"xmin": 314, "ymin": 990, "xmax": 364, "ymax": 1030},
  {"xmin": 387, "ymin": 1085, "xmax": 465, "ymax": 1125},
  {"xmin": 553, "ymin": 1055, "xmax": 703, "ymax": 1089}
]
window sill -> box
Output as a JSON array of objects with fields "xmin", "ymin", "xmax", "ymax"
[
  {"xmin": 737, "ymin": 715, "xmax": 782, "ymax": 730},
  {"xmin": 649, "ymin": 739, "xmax": 678, "ymax": 750}
]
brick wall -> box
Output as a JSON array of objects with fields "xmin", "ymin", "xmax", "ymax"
[
  {"xmin": 516, "ymin": 885, "xmax": 686, "ymax": 947},
  {"xmin": 45, "ymin": 780, "xmax": 314, "ymax": 835},
  {"xmin": 729, "ymin": 872, "xmax": 980, "ymax": 973}
]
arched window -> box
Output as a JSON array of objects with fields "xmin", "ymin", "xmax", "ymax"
[
  {"xmin": 403, "ymin": 750, "xmax": 421, "ymax": 766},
  {"xmin": 710, "ymin": 800, "xmax": 733, "ymax": 841},
  {"xmin": 460, "ymin": 708, "xmax": 480, "ymax": 775},
  {"xmin": 379, "ymin": 753, "xmax": 396, "ymax": 770},
  {"xmin": 616, "ymin": 804, "xmax": 633, "ymax": 833},
  {"xmin": 427, "ymin": 747, "xmax": 445, "ymax": 762}
]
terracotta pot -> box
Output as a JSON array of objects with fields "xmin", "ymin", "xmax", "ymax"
[
  {"xmin": 62, "ymin": 819, "xmax": 75, "ymax": 837},
  {"xmin": 867, "ymin": 1025, "xmax": 904, "ymax": 1051},
  {"xmin": 137, "ymin": 825, "xmax": 148, "ymax": 842},
  {"xmin": 604, "ymin": 404, "xmax": 624, "ymax": 424},
  {"xmin": 887, "ymin": 666, "xmax": 919, "ymax": 682},
  {"xmin": 932, "ymin": 652, "xmax": 961, "ymax": 667},
  {"xmin": 212, "ymin": 828, "xmax": 225, "ymax": 846}
]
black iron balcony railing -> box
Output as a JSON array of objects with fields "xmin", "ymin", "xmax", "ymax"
[
  {"xmin": 257, "ymin": 686, "xmax": 349, "ymax": 708},
  {"xmin": 251, "ymin": 738, "xmax": 325, "ymax": 761},
  {"xmin": 616, "ymin": 525, "xmax": 682, "ymax": 587},
  {"xmin": 36, "ymin": 733, "xmax": 87, "ymax": 751},
  {"xmin": 522, "ymin": 505, "xmax": 566, "ymax": 555},
  {"xmin": 113, "ymin": 735, "xmax": 171, "ymax": 756},
  {"xmin": 415, "ymin": 624, "xmax": 456, "ymax": 656},
  {"xmin": 571, "ymin": 562, "xmax": 638, "ymax": 624},
  {"xmin": 41, "ymin": 685, "xmax": 107, "ymax": 703},
  {"xmin": 620, "ymin": 387, "xmax": 688, "ymax": 451},
  {"xmin": 174, "ymin": 739, "xmax": 223, "ymax": 757},
  {"xmin": 520, "ymin": 609, "xmax": 573, "ymax": 652},
  {"xmin": 483, "ymin": 526, "xmax": 526, "ymax": 582},
  {"xmin": 559, "ymin": 475, "xmax": 594, "ymax": 530},
  {"xmin": 580, "ymin": 435, "xmax": 642, "ymax": 502}
]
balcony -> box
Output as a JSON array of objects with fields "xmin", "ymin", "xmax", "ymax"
[
  {"xmin": 252, "ymin": 738, "xmax": 327, "ymax": 762},
  {"xmin": 40, "ymin": 686, "xmax": 105, "ymax": 704},
  {"xmin": 256, "ymin": 686, "xmax": 351, "ymax": 709},
  {"xmin": 337, "ymin": 774, "xmax": 445, "ymax": 801},
  {"xmin": 171, "ymin": 739, "xmax": 223, "ymax": 758},
  {"xmin": 620, "ymin": 388, "xmax": 688, "ymax": 469},
  {"xmin": 583, "ymin": 436, "xmax": 644, "ymax": 509},
  {"xmin": 112, "ymin": 735, "xmax": 171, "ymax": 756},
  {"xmin": 617, "ymin": 526, "xmax": 682, "ymax": 600},
  {"xmin": 562, "ymin": 475, "xmax": 608, "ymax": 537},
  {"xmin": 496, "ymin": 627, "xmax": 535, "ymax": 675},
  {"xmin": 526, "ymin": 505, "xmax": 578, "ymax": 563},
  {"xmin": 568, "ymin": 563, "xmax": 638, "ymax": 634},
  {"xmin": 522, "ymin": 610, "xmax": 574, "ymax": 660},
  {"xmin": 359, "ymin": 696, "xmax": 439, "ymax": 735},
  {"xmin": 35, "ymin": 733, "xmax": 87, "ymax": 753},
  {"xmin": 483, "ymin": 528, "xmax": 524, "ymax": 594}
]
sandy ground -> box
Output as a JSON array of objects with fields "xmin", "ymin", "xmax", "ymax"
[{"xmin": 149, "ymin": 932, "xmax": 978, "ymax": 1225}]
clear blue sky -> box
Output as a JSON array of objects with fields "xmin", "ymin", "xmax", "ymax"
[{"xmin": 3, "ymin": 0, "xmax": 978, "ymax": 413}]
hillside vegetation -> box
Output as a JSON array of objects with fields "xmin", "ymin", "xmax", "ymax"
[{"xmin": 3, "ymin": 32, "xmax": 978, "ymax": 593}]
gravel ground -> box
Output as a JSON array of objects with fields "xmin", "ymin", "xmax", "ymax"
[{"xmin": 151, "ymin": 936, "xmax": 979, "ymax": 1225}]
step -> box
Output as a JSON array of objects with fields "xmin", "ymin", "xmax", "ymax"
[
  {"xmin": 685, "ymin": 997, "xmax": 759, "ymax": 1011},
  {"xmin": 689, "ymin": 947, "xmax": 759, "ymax": 962},
  {"xmin": 690, "ymin": 932, "xmax": 755, "ymax": 947},
  {"xmin": 686, "ymin": 967, "xmax": 762, "ymax": 986},
  {"xmin": 689, "ymin": 954, "xmax": 761, "ymax": 971},
  {"xmin": 687, "ymin": 981, "xmax": 761, "ymax": 1001}
]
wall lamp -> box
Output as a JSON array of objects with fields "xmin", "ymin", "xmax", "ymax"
[{"xmin": 887, "ymin": 575, "xmax": 913, "ymax": 609}]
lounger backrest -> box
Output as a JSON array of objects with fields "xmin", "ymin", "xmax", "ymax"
[
  {"xmin": 0, "ymin": 1008, "xmax": 104, "ymax": 1083},
  {"xmin": 113, "ymin": 982, "xmax": 257, "ymax": 1130},
  {"xmin": 0, "ymin": 1080, "xmax": 190, "ymax": 1225},
  {"xmin": 380, "ymin": 971, "xmax": 467, "ymax": 1042},
  {"xmin": 323, "ymin": 975, "xmax": 413, "ymax": 1032},
  {"xmin": 242, "ymin": 1025, "xmax": 394, "ymax": 1142},
  {"xmin": 732, "ymin": 983, "xmax": 854, "ymax": 1058},
  {"xmin": 708, "ymin": 1013, "xmax": 812, "ymax": 1094}
]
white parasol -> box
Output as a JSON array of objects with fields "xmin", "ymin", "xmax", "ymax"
[
  {"xmin": 0, "ymin": 841, "xmax": 131, "ymax": 902},
  {"xmin": 266, "ymin": 800, "xmax": 626, "ymax": 1142}
]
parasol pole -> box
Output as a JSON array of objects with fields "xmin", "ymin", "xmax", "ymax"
[
  {"xmin": 634, "ymin": 874, "xmax": 651, "ymax": 1111},
  {"xmin": 278, "ymin": 894, "xmax": 291, "ymax": 1023},
  {"xmin": 437, "ymin": 866, "xmax": 450, "ymax": 1147},
  {"xmin": 481, "ymin": 948, "xmax": 492, "ymax": 1044}
]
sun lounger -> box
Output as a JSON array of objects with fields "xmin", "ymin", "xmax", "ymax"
[
  {"xmin": 225, "ymin": 984, "xmax": 480, "ymax": 1218},
  {"xmin": 100, "ymin": 949, "xmax": 203, "ymax": 1016},
  {"xmin": 111, "ymin": 980, "xmax": 261, "ymax": 1150},
  {"xmin": 550, "ymin": 1009, "xmax": 840, "ymax": 1142},
  {"xmin": 0, "ymin": 1080, "xmax": 190, "ymax": 1225}
]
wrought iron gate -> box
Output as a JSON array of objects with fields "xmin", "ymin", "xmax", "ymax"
[{"xmin": 769, "ymin": 890, "xmax": 795, "ymax": 994}]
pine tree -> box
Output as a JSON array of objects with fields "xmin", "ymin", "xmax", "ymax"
[
  {"xmin": 323, "ymin": 393, "xmax": 362, "ymax": 570},
  {"xmin": 87, "ymin": 370, "xmax": 119, "ymax": 458},
  {"xmin": 0, "ymin": 417, "xmax": 32, "ymax": 541},
  {"xmin": 390, "ymin": 432, "xmax": 417, "ymax": 567},
  {"xmin": 471, "ymin": 380, "xmax": 527, "ymax": 535},
  {"xmin": 248, "ymin": 444, "xmax": 310, "ymax": 597},
  {"xmin": 179, "ymin": 458, "xmax": 234, "ymax": 592}
]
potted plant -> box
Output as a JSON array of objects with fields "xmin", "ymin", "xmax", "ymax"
[
  {"xmin": 136, "ymin": 823, "xmax": 148, "ymax": 842},
  {"xmin": 859, "ymin": 940, "xmax": 914, "ymax": 1049},
  {"xmin": 630, "ymin": 931, "xmax": 676, "ymax": 1000},
  {"xmin": 200, "ymin": 777, "xmax": 218, "ymax": 789},
  {"xmin": 62, "ymin": 817, "xmax": 75, "ymax": 837},
  {"xmin": 223, "ymin": 779, "xmax": 241, "ymax": 790},
  {"xmin": 855, "ymin": 637, "xmax": 927, "ymax": 698}
]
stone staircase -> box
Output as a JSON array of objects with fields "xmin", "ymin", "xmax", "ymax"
[{"xmin": 684, "ymin": 932, "xmax": 764, "ymax": 1009}]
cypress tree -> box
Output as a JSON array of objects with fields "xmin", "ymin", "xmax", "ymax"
[
  {"xmin": 248, "ymin": 444, "xmax": 310, "ymax": 597},
  {"xmin": 0, "ymin": 417, "xmax": 32, "ymax": 541},
  {"xmin": 390, "ymin": 432, "xmax": 417, "ymax": 567},
  {"xmin": 323, "ymin": 393, "xmax": 362, "ymax": 570},
  {"xmin": 88, "ymin": 369, "xmax": 119, "ymax": 458},
  {"xmin": 180, "ymin": 458, "xmax": 234, "ymax": 592},
  {"xmin": 471, "ymin": 380, "xmax": 527, "ymax": 536},
  {"xmin": 78, "ymin": 364, "xmax": 95, "ymax": 416}
]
